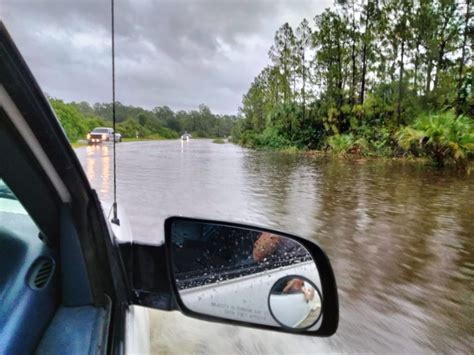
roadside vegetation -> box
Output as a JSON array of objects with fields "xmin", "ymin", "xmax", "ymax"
[
  {"xmin": 51, "ymin": 0, "xmax": 472, "ymax": 169},
  {"xmin": 232, "ymin": 0, "xmax": 473, "ymax": 168},
  {"xmin": 50, "ymin": 99, "xmax": 237, "ymax": 143},
  {"xmin": 212, "ymin": 138, "xmax": 225, "ymax": 144},
  {"xmin": 397, "ymin": 112, "xmax": 474, "ymax": 169}
]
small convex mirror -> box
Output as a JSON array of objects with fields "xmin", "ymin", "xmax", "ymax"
[
  {"xmin": 167, "ymin": 218, "xmax": 324, "ymax": 333},
  {"xmin": 268, "ymin": 276, "xmax": 322, "ymax": 329}
]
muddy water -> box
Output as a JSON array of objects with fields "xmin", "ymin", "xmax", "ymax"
[{"xmin": 75, "ymin": 140, "xmax": 474, "ymax": 353}]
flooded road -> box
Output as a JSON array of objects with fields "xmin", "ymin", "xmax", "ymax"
[{"xmin": 75, "ymin": 140, "xmax": 474, "ymax": 353}]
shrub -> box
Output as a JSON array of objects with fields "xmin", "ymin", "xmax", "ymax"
[
  {"xmin": 253, "ymin": 127, "xmax": 293, "ymax": 149},
  {"xmin": 116, "ymin": 118, "xmax": 150, "ymax": 138},
  {"xmin": 397, "ymin": 111, "xmax": 474, "ymax": 168},
  {"xmin": 50, "ymin": 99, "xmax": 88, "ymax": 142},
  {"xmin": 328, "ymin": 133, "xmax": 372, "ymax": 156},
  {"xmin": 240, "ymin": 130, "xmax": 259, "ymax": 148},
  {"xmin": 328, "ymin": 134, "xmax": 354, "ymax": 155},
  {"xmin": 155, "ymin": 126, "xmax": 179, "ymax": 139},
  {"xmin": 212, "ymin": 138, "xmax": 225, "ymax": 144},
  {"xmin": 356, "ymin": 124, "xmax": 395, "ymax": 156}
]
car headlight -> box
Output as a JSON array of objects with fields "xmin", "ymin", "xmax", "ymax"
[{"xmin": 102, "ymin": 134, "xmax": 106, "ymax": 139}]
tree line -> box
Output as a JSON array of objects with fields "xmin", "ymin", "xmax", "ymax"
[
  {"xmin": 50, "ymin": 98, "xmax": 238, "ymax": 142},
  {"xmin": 233, "ymin": 0, "xmax": 473, "ymax": 166}
]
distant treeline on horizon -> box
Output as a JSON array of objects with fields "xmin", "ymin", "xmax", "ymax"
[{"xmin": 49, "ymin": 98, "xmax": 239, "ymax": 142}]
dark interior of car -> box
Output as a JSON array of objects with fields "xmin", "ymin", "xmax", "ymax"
[
  {"xmin": 0, "ymin": 23, "xmax": 118, "ymax": 354},
  {"xmin": 0, "ymin": 111, "xmax": 111, "ymax": 354}
]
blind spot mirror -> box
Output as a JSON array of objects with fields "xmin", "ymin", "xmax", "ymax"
[{"xmin": 268, "ymin": 276, "xmax": 322, "ymax": 329}]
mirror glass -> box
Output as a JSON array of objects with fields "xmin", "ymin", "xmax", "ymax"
[
  {"xmin": 268, "ymin": 276, "xmax": 322, "ymax": 329},
  {"xmin": 169, "ymin": 219, "xmax": 323, "ymax": 331}
]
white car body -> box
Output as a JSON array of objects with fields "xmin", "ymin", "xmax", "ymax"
[{"xmin": 180, "ymin": 260, "xmax": 322, "ymax": 330}]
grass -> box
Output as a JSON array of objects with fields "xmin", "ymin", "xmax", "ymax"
[
  {"xmin": 279, "ymin": 146, "xmax": 299, "ymax": 153},
  {"xmin": 122, "ymin": 134, "xmax": 169, "ymax": 142},
  {"xmin": 71, "ymin": 140, "xmax": 88, "ymax": 148},
  {"xmin": 212, "ymin": 138, "xmax": 225, "ymax": 144}
]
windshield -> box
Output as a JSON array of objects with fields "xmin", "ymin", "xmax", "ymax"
[
  {"xmin": 2, "ymin": 0, "xmax": 473, "ymax": 353},
  {"xmin": 92, "ymin": 128, "xmax": 110, "ymax": 133}
]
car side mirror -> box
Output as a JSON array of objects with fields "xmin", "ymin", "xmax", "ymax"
[{"xmin": 163, "ymin": 217, "xmax": 338, "ymax": 336}]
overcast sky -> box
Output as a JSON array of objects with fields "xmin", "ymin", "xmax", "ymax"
[{"xmin": 2, "ymin": 0, "xmax": 331, "ymax": 114}]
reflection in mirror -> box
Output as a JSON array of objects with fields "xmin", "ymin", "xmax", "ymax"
[
  {"xmin": 268, "ymin": 276, "xmax": 322, "ymax": 329},
  {"xmin": 169, "ymin": 219, "xmax": 323, "ymax": 331}
]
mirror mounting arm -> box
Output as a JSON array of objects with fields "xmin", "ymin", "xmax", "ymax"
[{"xmin": 119, "ymin": 242, "xmax": 178, "ymax": 311}]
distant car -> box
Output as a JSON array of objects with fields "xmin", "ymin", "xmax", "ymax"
[
  {"xmin": 181, "ymin": 132, "xmax": 192, "ymax": 141},
  {"xmin": 114, "ymin": 132, "xmax": 122, "ymax": 142},
  {"xmin": 87, "ymin": 127, "xmax": 114, "ymax": 144}
]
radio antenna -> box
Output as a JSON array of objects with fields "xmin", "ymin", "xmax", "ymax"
[{"xmin": 111, "ymin": 0, "xmax": 120, "ymax": 225}]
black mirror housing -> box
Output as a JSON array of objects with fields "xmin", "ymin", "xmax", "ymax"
[{"xmin": 163, "ymin": 217, "xmax": 339, "ymax": 336}]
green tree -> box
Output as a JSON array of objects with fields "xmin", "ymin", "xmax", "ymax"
[
  {"xmin": 295, "ymin": 18, "xmax": 312, "ymax": 116},
  {"xmin": 456, "ymin": 0, "xmax": 472, "ymax": 114},
  {"xmin": 313, "ymin": 9, "xmax": 351, "ymax": 132},
  {"xmin": 269, "ymin": 23, "xmax": 296, "ymax": 104}
]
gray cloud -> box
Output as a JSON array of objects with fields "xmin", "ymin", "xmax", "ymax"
[{"xmin": 2, "ymin": 0, "xmax": 331, "ymax": 114}]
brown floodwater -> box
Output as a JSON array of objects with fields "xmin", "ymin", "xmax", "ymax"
[{"xmin": 75, "ymin": 140, "xmax": 474, "ymax": 353}]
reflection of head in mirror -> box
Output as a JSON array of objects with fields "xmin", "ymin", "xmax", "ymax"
[
  {"xmin": 272, "ymin": 277, "xmax": 315, "ymax": 302},
  {"xmin": 252, "ymin": 232, "xmax": 280, "ymax": 262},
  {"xmin": 282, "ymin": 278, "xmax": 304, "ymax": 293},
  {"xmin": 252, "ymin": 232, "xmax": 303, "ymax": 264},
  {"xmin": 282, "ymin": 278, "xmax": 315, "ymax": 302}
]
